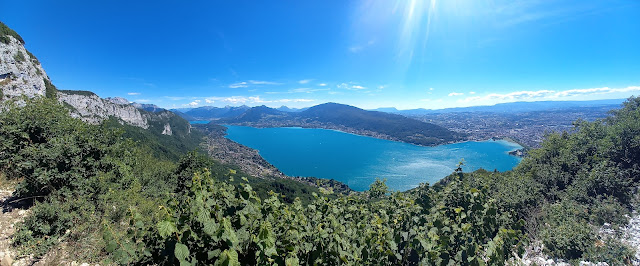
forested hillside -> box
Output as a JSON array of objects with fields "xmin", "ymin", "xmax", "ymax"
[
  {"xmin": 2, "ymin": 94, "xmax": 639, "ymax": 264},
  {"xmin": 218, "ymin": 102, "xmax": 465, "ymax": 146}
]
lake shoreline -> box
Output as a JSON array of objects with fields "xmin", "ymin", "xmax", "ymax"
[
  {"xmin": 222, "ymin": 125, "xmax": 524, "ymax": 191},
  {"xmin": 208, "ymin": 123, "xmax": 525, "ymax": 157}
]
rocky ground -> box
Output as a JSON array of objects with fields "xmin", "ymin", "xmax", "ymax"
[
  {"xmin": 507, "ymin": 212, "xmax": 640, "ymax": 266},
  {"xmin": 0, "ymin": 188, "xmax": 98, "ymax": 266},
  {"xmin": 622, "ymin": 212, "xmax": 640, "ymax": 264}
]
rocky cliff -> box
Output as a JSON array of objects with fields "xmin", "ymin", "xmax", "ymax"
[
  {"xmin": 58, "ymin": 91, "xmax": 149, "ymax": 128},
  {"xmin": 0, "ymin": 30, "xmax": 48, "ymax": 100},
  {"xmin": 0, "ymin": 22, "xmax": 151, "ymax": 129}
]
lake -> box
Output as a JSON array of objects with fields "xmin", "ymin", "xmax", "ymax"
[{"xmin": 224, "ymin": 125, "xmax": 523, "ymax": 191}]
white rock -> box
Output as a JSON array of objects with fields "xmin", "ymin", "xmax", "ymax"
[
  {"xmin": 1, "ymin": 253, "xmax": 13, "ymax": 266},
  {"xmin": 0, "ymin": 35, "xmax": 48, "ymax": 100}
]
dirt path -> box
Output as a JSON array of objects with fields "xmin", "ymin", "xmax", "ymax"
[{"xmin": 0, "ymin": 189, "xmax": 31, "ymax": 266}]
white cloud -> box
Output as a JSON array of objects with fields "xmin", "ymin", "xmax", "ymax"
[
  {"xmin": 289, "ymin": 88, "xmax": 330, "ymax": 94},
  {"xmin": 318, "ymin": 83, "xmax": 327, "ymax": 87},
  {"xmin": 229, "ymin": 80, "xmax": 281, "ymax": 88},
  {"xmin": 349, "ymin": 39, "xmax": 376, "ymax": 53},
  {"xmin": 229, "ymin": 82, "xmax": 248, "ymax": 88},
  {"xmin": 448, "ymin": 92, "xmax": 464, "ymax": 97},
  {"xmin": 458, "ymin": 86, "xmax": 640, "ymax": 105},
  {"xmin": 469, "ymin": 91, "xmax": 476, "ymax": 95},
  {"xmin": 249, "ymin": 80, "xmax": 281, "ymax": 85},
  {"xmin": 127, "ymin": 92, "xmax": 141, "ymax": 96},
  {"xmin": 337, "ymin": 83, "xmax": 367, "ymax": 90},
  {"xmin": 203, "ymin": 96, "xmax": 315, "ymax": 105},
  {"xmin": 299, "ymin": 79, "xmax": 313, "ymax": 84},
  {"xmin": 459, "ymin": 90, "xmax": 554, "ymax": 103},
  {"xmin": 429, "ymin": 88, "xmax": 434, "ymax": 91},
  {"xmin": 187, "ymin": 100, "xmax": 201, "ymax": 107}
]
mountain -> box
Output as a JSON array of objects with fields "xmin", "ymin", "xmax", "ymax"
[
  {"xmin": 0, "ymin": 22, "xmax": 191, "ymax": 138},
  {"xmin": 231, "ymin": 105, "xmax": 289, "ymax": 122},
  {"xmin": 175, "ymin": 105, "xmax": 251, "ymax": 120},
  {"xmin": 277, "ymin": 106, "xmax": 308, "ymax": 112},
  {"xmin": 379, "ymin": 99, "xmax": 627, "ymax": 115},
  {"xmin": 220, "ymin": 102, "xmax": 464, "ymax": 146},
  {"xmin": 369, "ymin": 107, "xmax": 400, "ymax": 113}
]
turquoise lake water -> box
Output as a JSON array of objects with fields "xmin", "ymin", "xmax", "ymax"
[{"xmin": 224, "ymin": 126, "xmax": 523, "ymax": 192}]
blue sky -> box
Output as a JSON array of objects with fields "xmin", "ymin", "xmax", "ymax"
[{"xmin": 3, "ymin": 0, "xmax": 640, "ymax": 109}]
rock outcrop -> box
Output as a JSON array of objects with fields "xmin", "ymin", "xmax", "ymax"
[
  {"xmin": 0, "ymin": 24, "xmax": 150, "ymax": 129},
  {"xmin": 0, "ymin": 34, "xmax": 48, "ymax": 100},
  {"xmin": 162, "ymin": 123, "xmax": 172, "ymax": 135},
  {"xmin": 58, "ymin": 92, "xmax": 149, "ymax": 128}
]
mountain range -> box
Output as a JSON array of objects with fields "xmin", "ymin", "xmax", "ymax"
[{"xmin": 214, "ymin": 102, "xmax": 464, "ymax": 146}]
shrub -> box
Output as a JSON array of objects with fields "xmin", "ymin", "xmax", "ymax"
[
  {"xmin": 43, "ymin": 79, "xmax": 58, "ymax": 99},
  {"xmin": 13, "ymin": 51, "xmax": 25, "ymax": 62}
]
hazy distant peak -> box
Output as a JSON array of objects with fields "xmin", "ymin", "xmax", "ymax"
[{"xmin": 106, "ymin": 97, "xmax": 130, "ymax": 105}]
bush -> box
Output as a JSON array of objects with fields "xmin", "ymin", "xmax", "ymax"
[
  {"xmin": 44, "ymin": 79, "xmax": 58, "ymax": 99},
  {"xmin": 0, "ymin": 98, "xmax": 119, "ymax": 197},
  {"xmin": 13, "ymin": 51, "xmax": 25, "ymax": 62},
  {"xmin": 538, "ymin": 200, "xmax": 595, "ymax": 260},
  {"xmin": 0, "ymin": 21, "xmax": 25, "ymax": 44}
]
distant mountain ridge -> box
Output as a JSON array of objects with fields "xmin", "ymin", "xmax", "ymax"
[
  {"xmin": 372, "ymin": 99, "xmax": 627, "ymax": 115},
  {"xmin": 216, "ymin": 102, "xmax": 464, "ymax": 146}
]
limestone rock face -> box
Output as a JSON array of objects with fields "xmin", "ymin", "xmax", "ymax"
[
  {"xmin": 58, "ymin": 92, "xmax": 149, "ymax": 128},
  {"xmin": 162, "ymin": 123, "xmax": 172, "ymax": 135},
  {"xmin": 105, "ymin": 97, "xmax": 130, "ymax": 105},
  {"xmin": 0, "ymin": 35, "xmax": 48, "ymax": 100},
  {"xmin": 0, "ymin": 33, "xmax": 150, "ymax": 129}
]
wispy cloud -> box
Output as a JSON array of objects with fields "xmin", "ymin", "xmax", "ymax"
[
  {"xmin": 299, "ymin": 79, "xmax": 313, "ymax": 84},
  {"xmin": 229, "ymin": 80, "xmax": 282, "ymax": 88},
  {"xmin": 127, "ymin": 92, "xmax": 141, "ymax": 96},
  {"xmin": 248, "ymin": 80, "xmax": 282, "ymax": 85},
  {"xmin": 318, "ymin": 83, "xmax": 327, "ymax": 87},
  {"xmin": 448, "ymin": 92, "xmax": 464, "ymax": 97},
  {"xmin": 266, "ymin": 88, "xmax": 330, "ymax": 94},
  {"xmin": 229, "ymin": 82, "xmax": 248, "ymax": 88},
  {"xmin": 337, "ymin": 83, "xmax": 367, "ymax": 90},
  {"xmin": 203, "ymin": 96, "xmax": 315, "ymax": 105},
  {"xmin": 458, "ymin": 86, "xmax": 640, "ymax": 104},
  {"xmin": 187, "ymin": 100, "xmax": 201, "ymax": 107},
  {"xmin": 349, "ymin": 39, "xmax": 376, "ymax": 53}
]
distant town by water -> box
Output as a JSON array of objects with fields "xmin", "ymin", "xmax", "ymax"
[{"xmin": 224, "ymin": 125, "xmax": 523, "ymax": 191}]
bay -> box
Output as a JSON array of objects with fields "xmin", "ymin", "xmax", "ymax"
[{"xmin": 224, "ymin": 125, "xmax": 523, "ymax": 192}]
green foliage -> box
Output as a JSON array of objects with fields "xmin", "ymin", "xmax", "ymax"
[
  {"xmin": 57, "ymin": 89, "xmax": 95, "ymax": 97},
  {"xmin": 368, "ymin": 178, "xmax": 388, "ymax": 198},
  {"xmin": 138, "ymin": 169, "xmax": 523, "ymax": 265},
  {"xmin": 582, "ymin": 238, "xmax": 635, "ymax": 265},
  {"xmin": 25, "ymin": 49, "xmax": 39, "ymax": 64},
  {"xmin": 13, "ymin": 51, "xmax": 26, "ymax": 62},
  {"xmin": 0, "ymin": 21, "xmax": 25, "ymax": 44},
  {"xmin": 0, "ymin": 98, "xmax": 118, "ymax": 197},
  {"xmin": 102, "ymin": 113, "xmax": 204, "ymax": 161},
  {"xmin": 44, "ymin": 78, "xmax": 57, "ymax": 99},
  {"xmin": 4, "ymin": 94, "xmax": 640, "ymax": 264},
  {"xmin": 538, "ymin": 200, "xmax": 594, "ymax": 259}
]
